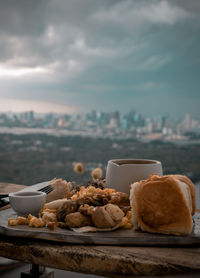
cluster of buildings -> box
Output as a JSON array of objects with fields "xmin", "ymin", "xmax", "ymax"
[{"xmin": 0, "ymin": 110, "xmax": 200, "ymax": 142}]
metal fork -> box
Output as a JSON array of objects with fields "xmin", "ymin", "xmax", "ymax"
[{"xmin": 38, "ymin": 184, "xmax": 54, "ymax": 194}]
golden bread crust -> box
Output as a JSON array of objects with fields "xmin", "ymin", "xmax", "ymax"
[
  {"xmin": 130, "ymin": 175, "xmax": 194, "ymax": 235},
  {"xmin": 169, "ymin": 175, "xmax": 196, "ymax": 215}
]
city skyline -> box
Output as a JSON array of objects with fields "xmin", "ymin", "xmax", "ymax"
[
  {"xmin": 0, "ymin": 0, "xmax": 200, "ymax": 118},
  {"xmin": 0, "ymin": 107, "xmax": 197, "ymax": 121},
  {"xmin": 1, "ymin": 108, "xmax": 199, "ymax": 139}
]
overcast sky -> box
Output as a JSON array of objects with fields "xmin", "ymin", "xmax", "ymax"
[{"xmin": 0, "ymin": 0, "xmax": 199, "ymax": 118}]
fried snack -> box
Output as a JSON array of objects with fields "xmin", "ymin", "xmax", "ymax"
[
  {"xmin": 28, "ymin": 216, "xmax": 45, "ymax": 228},
  {"xmin": 120, "ymin": 211, "xmax": 133, "ymax": 229},
  {"xmin": 47, "ymin": 222, "xmax": 57, "ymax": 230},
  {"xmin": 8, "ymin": 218, "xmax": 18, "ymax": 226},
  {"xmin": 70, "ymin": 186, "xmax": 115, "ymax": 202},
  {"xmin": 42, "ymin": 212, "xmax": 57, "ymax": 224},
  {"xmin": 40, "ymin": 208, "xmax": 57, "ymax": 216},
  {"xmin": 27, "ymin": 214, "xmax": 34, "ymax": 223},
  {"xmin": 57, "ymin": 222, "xmax": 68, "ymax": 228},
  {"xmin": 45, "ymin": 199, "xmax": 68, "ymax": 210},
  {"xmin": 119, "ymin": 217, "xmax": 129, "ymax": 228},
  {"xmin": 27, "ymin": 214, "xmax": 45, "ymax": 227},
  {"xmin": 83, "ymin": 178, "xmax": 106, "ymax": 190},
  {"xmin": 78, "ymin": 204, "xmax": 94, "ymax": 216},
  {"xmin": 74, "ymin": 162, "xmax": 84, "ymax": 174},
  {"xmin": 109, "ymin": 192, "xmax": 130, "ymax": 207},
  {"xmin": 64, "ymin": 179, "xmax": 107, "ymax": 199},
  {"xmin": 65, "ymin": 212, "xmax": 92, "ymax": 228},
  {"xmin": 126, "ymin": 210, "xmax": 132, "ymax": 220},
  {"xmin": 91, "ymin": 168, "xmax": 103, "ymax": 180},
  {"xmin": 17, "ymin": 216, "xmax": 28, "ymax": 225},
  {"xmin": 46, "ymin": 178, "xmax": 72, "ymax": 203},
  {"xmin": 56, "ymin": 200, "xmax": 78, "ymax": 222}
]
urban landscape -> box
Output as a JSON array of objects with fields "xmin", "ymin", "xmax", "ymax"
[
  {"xmin": 0, "ymin": 109, "xmax": 200, "ymax": 144},
  {"xmin": 0, "ymin": 109, "xmax": 200, "ymax": 189}
]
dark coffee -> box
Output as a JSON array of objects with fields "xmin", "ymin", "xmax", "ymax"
[{"xmin": 113, "ymin": 159, "xmax": 157, "ymax": 166}]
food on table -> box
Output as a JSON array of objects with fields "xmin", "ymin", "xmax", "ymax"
[
  {"xmin": 78, "ymin": 204, "xmax": 94, "ymax": 215},
  {"xmin": 8, "ymin": 216, "xmax": 28, "ymax": 226},
  {"xmin": 28, "ymin": 214, "xmax": 45, "ymax": 227},
  {"xmin": 82, "ymin": 178, "xmax": 106, "ymax": 190},
  {"xmin": 91, "ymin": 168, "xmax": 103, "ymax": 180},
  {"xmin": 105, "ymin": 204, "xmax": 124, "ymax": 222},
  {"xmin": 8, "ymin": 179, "xmax": 132, "ymax": 231},
  {"xmin": 8, "ymin": 218, "xmax": 18, "ymax": 226},
  {"xmin": 8, "ymin": 174, "xmax": 195, "ymax": 235},
  {"xmin": 119, "ymin": 210, "xmax": 133, "ymax": 229},
  {"xmin": 73, "ymin": 162, "xmax": 84, "ymax": 175},
  {"xmin": 170, "ymin": 174, "xmax": 196, "ymax": 215},
  {"xmin": 56, "ymin": 200, "xmax": 78, "ymax": 222},
  {"xmin": 130, "ymin": 174, "xmax": 196, "ymax": 235},
  {"xmin": 16, "ymin": 216, "xmax": 28, "ymax": 225},
  {"xmin": 45, "ymin": 198, "xmax": 68, "ymax": 210},
  {"xmin": 28, "ymin": 217, "xmax": 45, "ymax": 228},
  {"xmin": 46, "ymin": 178, "xmax": 72, "ymax": 203},
  {"xmin": 47, "ymin": 221, "xmax": 57, "ymax": 230},
  {"xmin": 42, "ymin": 212, "xmax": 57, "ymax": 224},
  {"xmin": 91, "ymin": 204, "xmax": 124, "ymax": 228},
  {"xmin": 65, "ymin": 212, "xmax": 92, "ymax": 228},
  {"xmin": 55, "ymin": 185, "xmax": 130, "ymax": 229},
  {"xmin": 109, "ymin": 192, "xmax": 130, "ymax": 207}
]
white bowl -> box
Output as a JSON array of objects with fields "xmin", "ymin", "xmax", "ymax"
[
  {"xmin": 9, "ymin": 191, "xmax": 46, "ymax": 217},
  {"xmin": 106, "ymin": 158, "xmax": 163, "ymax": 194}
]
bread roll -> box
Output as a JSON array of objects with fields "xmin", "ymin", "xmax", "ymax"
[
  {"xmin": 130, "ymin": 175, "xmax": 196, "ymax": 235},
  {"xmin": 105, "ymin": 204, "xmax": 124, "ymax": 222},
  {"xmin": 91, "ymin": 204, "xmax": 124, "ymax": 228}
]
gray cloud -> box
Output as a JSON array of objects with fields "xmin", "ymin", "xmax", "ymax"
[
  {"xmin": 0, "ymin": 0, "xmax": 199, "ymax": 118},
  {"xmin": 0, "ymin": 0, "xmax": 46, "ymax": 36}
]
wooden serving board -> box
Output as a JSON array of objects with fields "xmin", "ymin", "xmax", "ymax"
[{"xmin": 1, "ymin": 208, "xmax": 200, "ymax": 246}]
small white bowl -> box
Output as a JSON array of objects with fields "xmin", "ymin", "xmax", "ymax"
[{"xmin": 9, "ymin": 191, "xmax": 46, "ymax": 217}]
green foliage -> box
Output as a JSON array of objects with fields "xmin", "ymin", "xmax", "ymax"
[{"xmin": 0, "ymin": 134, "xmax": 199, "ymax": 185}]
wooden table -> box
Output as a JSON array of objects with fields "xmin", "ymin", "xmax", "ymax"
[{"xmin": 1, "ymin": 183, "xmax": 200, "ymax": 277}]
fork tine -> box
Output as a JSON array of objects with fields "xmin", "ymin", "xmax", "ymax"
[
  {"xmin": 40, "ymin": 187, "xmax": 53, "ymax": 194},
  {"xmin": 38, "ymin": 185, "xmax": 54, "ymax": 194},
  {"xmin": 41, "ymin": 187, "xmax": 52, "ymax": 194}
]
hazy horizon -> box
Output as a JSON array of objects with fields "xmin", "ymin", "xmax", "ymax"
[{"xmin": 0, "ymin": 0, "xmax": 200, "ymax": 119}]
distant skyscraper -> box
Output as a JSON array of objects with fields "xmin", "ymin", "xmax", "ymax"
[{"xmin": 184, "ymin": 113, "xmax": 192, "ymax": 130}]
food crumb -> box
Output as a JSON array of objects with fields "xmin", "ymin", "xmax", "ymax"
[{"xmin": 8, "ymin": 218, "xmax": 18, "ymax": 226}]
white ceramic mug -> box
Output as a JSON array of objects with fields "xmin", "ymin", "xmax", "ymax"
[{"xmin": 106, "ymin": 158, "xmax": 163, "ymax": 194}]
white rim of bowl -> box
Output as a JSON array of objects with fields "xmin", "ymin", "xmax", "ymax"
[{"xmin": 9, "ymin": 191, "xmax": 46, "ymax": 197}]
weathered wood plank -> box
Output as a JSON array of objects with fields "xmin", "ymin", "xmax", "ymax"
[{"xmin": 0, "ymin": 236, "xmax": 200, "ymax": 277}]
